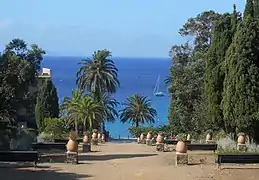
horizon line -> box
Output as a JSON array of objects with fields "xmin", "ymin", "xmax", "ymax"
[{"xmin": 43, "ymin": 55, "xmax": 170, "ymax": 60}]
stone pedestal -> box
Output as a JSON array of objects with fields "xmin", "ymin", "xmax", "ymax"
[
  {"xmin": 237, "ymin": 143, "xmax": 247, "ymax": 151},
  {"xmin": 82, "ymin": 143, "xmax": 91, "ymax": 152},
  {"xmin": 91, "ymin": 138, "xmax": 98, "ymax": 145},
  {"xmin": 175, "ymin": 152, "xmax": 188, "ymax": 166},
  {"xmin": 156, "ymin": 143, "xmax": 164, "ymax": 152},
  {"xmin": 65, "ymin": 151, "xmax": 78, "ymax": 164},
  {"xmin": 139, "ymin": 139, "xmax": 146, "ymax": 144},
  {"xmin": 146, "ymin": 139, "xmax": 152, "ymax": 146}
]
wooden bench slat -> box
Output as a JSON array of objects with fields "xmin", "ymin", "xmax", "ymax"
[
  {"xmin": 218, "ymin": 154, "xmax": 259, "ymax": 164},
  {"xmin": 31, "ymin": 143, "xmax": 66, "ymax": 150},
  {"xmin": 54, "ymin": 139, "xmax": 83, "ymax": 143},
  {"xmin": 187, "ymin": 144, "xmax": 218, "ymax": 151},
  {"xmin": 0, "ymin": 151, "xmax": 38, "ymax": 166},
  {"xmin": 164, "ymin": 140, "xmax": 191, "ymax": 145}
]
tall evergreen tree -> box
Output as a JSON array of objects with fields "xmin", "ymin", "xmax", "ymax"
[
  {"xmin": 222, "ymin": 1, "xmax": 259, "ymax": 139},
  {"xmin": 205, "ymin": 6, "xmax": 240, "ymax": 131},
  {"xmin": 35, "ymin": 79, "xmax": 59, "ymax": 132},
  {"xmin": 168, "ymin": 11, "xmax": 221, "ymax": 134}
]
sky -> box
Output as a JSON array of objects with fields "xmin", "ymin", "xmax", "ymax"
[{"xmin": 0, "ymin": 0, "xmax": 246, "ymax": 57}]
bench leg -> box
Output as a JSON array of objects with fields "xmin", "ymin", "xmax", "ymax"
[
  {"xmin": 34, "ymin": 161, "xmax": 37, "ymax": 168},
  {"xmin": 217, "ymin": 156, "xmax": 221, "ymax": 170},
  {"xmin": 217, "ymin": 163, "xmax": 221, "ymax": 170}
]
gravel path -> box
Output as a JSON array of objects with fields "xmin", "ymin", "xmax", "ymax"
[{"xmin": 1, "ymin": 143, "xmax": 259, "ymax": 180}]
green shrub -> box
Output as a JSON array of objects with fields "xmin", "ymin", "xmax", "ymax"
[
  {"xmin": 128, "ymin": 125, "xmax": 173, "ymax": 137},
  {"xmin": 10, "ymin": 128, "xmax": 37, "ymax": 150},
  {"xmin": 43, "ymin": 117, "xmax": 69, "ymax": 140}
]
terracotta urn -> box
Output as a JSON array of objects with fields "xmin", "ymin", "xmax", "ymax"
[
  {"xmin": 206, "ymin": 133, "xmax": 212, "ymax": 141},
  {"xmin": 66, "ymin": 138, "xmax": 78, "ymax": 152},
  {"xmin": 83, "ymin": 135, "xmax": 90, "ymax": 143},
  {"xmin": 140, "ymin": 133, "xmax": 145, "ymax": 140},
  {"xmin": 92, "ymin": 132, "xmax": 98, "ymax": 139},
  {"xmin": 156, "ymin": 133, "xmax": 164, "ymax": 143},
  {"xmin": 237, "ymin": 134, "xmax": 246, "ymax": 144},
  {"xmin": 187, "ymin": 134, "xmax": 191, "ymax": 140},
  {"xmin": 175, "ymin": 141, "xmax": 187, "ymax": 153},
  {"xmin": 101, "ymin": 134, "xmax": 105, "ymax": 142},
  {"xmin": 147, "ymin": 131, "xmax": 152, "ymax": 140},
  {"xmin": 137, "ymin": 137, "xmax": 140, "ymax": 143},
  {"xmin": 97, "ymin": 132, "xmax": 102, "ymax": 139}
]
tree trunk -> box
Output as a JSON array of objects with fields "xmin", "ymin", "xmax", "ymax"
[
  {"xmin": 102, "ymin": 122, "xmax": 105, "ymax": 133},
  {"xmin": 136, "ymin": 121, "xmax": 139, "ymax": 127},
  {"xmin": 75, "ymin": 119, "xmax": 78, "ymax": 137}
]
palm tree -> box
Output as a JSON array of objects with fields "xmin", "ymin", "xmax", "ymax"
[
  {"xmin": 89, "ymin": 92, "xmax": 119, "ymax": 131},
  {"xmin": 119, "ymin": 94, "xmax": 157, "ymax": 127},
  {"xmin": 76, "ymin": 96, "xmax": 103, "ymax": 131},
  {"xmin": 76, "ymin": 50, "xmax": 119, "ymax": 95},
  {"xmin": 60, "ymin": 89, "xmax": 82, "ymax": 136}
]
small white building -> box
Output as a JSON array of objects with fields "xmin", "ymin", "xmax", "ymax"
[
  {"xmin": 38, "ymin": 68, "xmax": 52, "ymax": 78},
  {"xmin": 37, "ymin": 67, "xmax": 52, "ymax": 86}
]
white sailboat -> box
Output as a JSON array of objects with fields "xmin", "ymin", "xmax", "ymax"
[{"xmin": 153, "ymin": 75, "xmax": 165, "ymax": 97}]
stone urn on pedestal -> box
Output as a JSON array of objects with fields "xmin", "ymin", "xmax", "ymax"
[
  {"xmin": 66, "ymin": 131, "xmax": 78, "ymax": 152},
  {"xmin": 91, "ymin": 129, "xmax": 98, "ymax": 145},
  {"xmin": 82, "ymin": 132, "xmax": 91, "ymax": 152},
  {"xmin": 83, "ymin": 134, "xmax": 90, "ymax": 144},
  {"xmin": 146, "ymin": 131, "xmax": 153, "ymax": 146},
  {"xmin": 237, "ymin": 132, "xmax": 247, "ymax": 151},
  {"xmin": 175, "ymin": 140, "xmax": 188, "ymax": 166},
  {"xmin": 156, "ymin": 133, "xmax": 165, "ymax": 151},
  {"xmin": 101, "ymin": 133, "xmax": 105, "ymax": 143},
  {"xmin": 205, "ymin": 130, "xmax": 213, "ymax": 144},
  {"xmin": 137, "ymin": 137, "xmax": 141, "ymax": 144},
  {"xmin": 97, "ymin": 132, "xmax": 102, "ymax": 143},
  {"xmin": 66, "ymin": 131, "xmax": 79, "ymax": 164},
  {"xmin": 140, "ymin": 133, "xmax": 145, "ymax": 144}
]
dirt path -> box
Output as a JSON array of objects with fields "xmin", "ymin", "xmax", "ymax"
[{"xmin": 1, "ymin": 143, "xmax": 259, "ymax": 180}]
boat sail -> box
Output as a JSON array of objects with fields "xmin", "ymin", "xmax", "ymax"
[{"xmin": 153, "ymin": 75, "xmax": 165, "ymax": 97}]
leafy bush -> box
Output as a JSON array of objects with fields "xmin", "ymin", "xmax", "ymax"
[
  {"xmin": 0, "ymin": 121, "xmax": 15, "ymax": 150},
  {"xmin": 216, "ymin": 136, "xmax": 259, "ymax": 154},
  {"xmin": 128, "ymin": 126, "xmax": 154, "ymax": 137},
  {"xmin": 37, "ymin": 132, "xmax": 53, "ymax": 142},
  {"xmin": 43, "ymin": 117, "xmax": 70, "ymax": 140},
  {"xmin": 128, "ymin": 125, "xmax": 173, "ymax": 137},
  {"xmin": 10, "ymin": 128, "xmax": 37, "ymax": 150}
]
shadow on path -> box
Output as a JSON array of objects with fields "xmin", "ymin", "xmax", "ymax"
[
  {"xmin": 80, "ymin": 153, "xmax": 157, "ymax": 161},
  {"xmin": 0, "ymin": 164, "xmax": 93, "ymax": 180}
]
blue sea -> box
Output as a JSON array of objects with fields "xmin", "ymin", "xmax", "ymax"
[{"xmin": 42, "ymin": 56, "xmax": 171, "ymax": 138}]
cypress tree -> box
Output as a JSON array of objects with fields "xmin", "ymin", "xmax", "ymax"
[
  {"xmin": 222, "ymin": 1, "xmax": 259, "ymax": 139},
  {"xmin": 205, "ymin": 6, "xmax": 240, "ymax": 131},
  {"xmin": 35, "ymin": 79, "xmax": 59, "ymax": 132}
]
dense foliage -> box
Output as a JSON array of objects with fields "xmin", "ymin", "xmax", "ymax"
[
  {"xmin": 128, "ymin": 125, "xmax": 172, "ymax": 137},
  {"xmin": 120, "ymin": 94, "xmax": 157, "ymax": 127},
  {"xmin": 3, "ymin": 1, "xmax": 259, "ymax": 145},
  {"xmin": 168, "ymin": 1, "xmax": 259, "ymax": 142},
  {"xmin": 35, "ymin": 79, "xmax": 59, "ymax": 132},
  {"xmin": 43, "ymin": 117, "xmax": 70, "ymax": 140},
  {"xmin": 61, "ymin": 50, "xmax": 120, "ymax": 136}
]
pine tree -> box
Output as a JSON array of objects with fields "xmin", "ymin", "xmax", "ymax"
[
  {"xmin": 205, "ymin": 6, "xmax": 240, "ymax": 131},
  {"xmin": 222, "ymin": 1, "xmax": 259, "ymax": 139},
  {"xmin": 35, "ymin": 79, "xmax": 59, "ymax": 132}
]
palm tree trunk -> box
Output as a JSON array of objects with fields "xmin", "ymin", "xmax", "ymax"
[
  {"xmin": 102, "ymin": 122, "xmax": 105, "ymax": 132},
  {"xmin": 75, "ymin": 119, "xmax": 78, "ymax": 137},
  {"xmin": 136, "ymin": 121, "xmax": 139, "ymax": 127}
]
